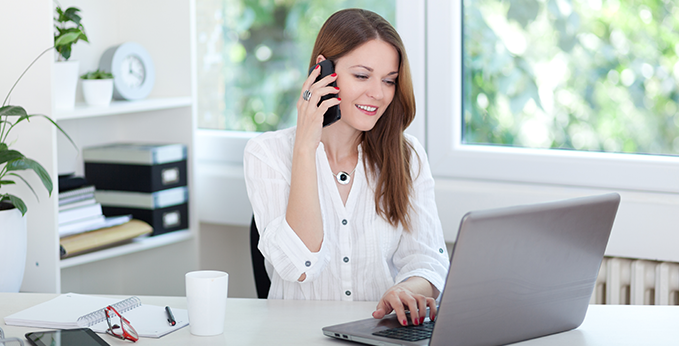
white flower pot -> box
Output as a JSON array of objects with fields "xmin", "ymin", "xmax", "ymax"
[
  {"xmin": 0, "ymin": 203, "xmax": 27, "ymax": 292},
  {"xmin": 82, "ymin": 79, "xmax": 114, "ymax": 106},
  {"xmin": 53, "ymin": 60, "xmax": 80, "ymax": 110}
]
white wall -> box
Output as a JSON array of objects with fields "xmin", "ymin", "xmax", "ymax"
[
  {"xmin": 2, "ymin": 0, "xmax": 61, "ymax": 293},
  {"xmin": 433, "ymin": 178, "xmax": 679, "ymax": 263}
]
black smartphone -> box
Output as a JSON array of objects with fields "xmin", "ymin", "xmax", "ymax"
[
  {"xmin": 308, "ymin": 59, "xmax": 341, "ymax": 127},
  {"xmin": 25, "ymin": 328, "xmax": 110, "ymax": 346}
]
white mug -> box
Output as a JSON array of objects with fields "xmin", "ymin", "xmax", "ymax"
[{"xmin": 185, "ymin": 270, "xmax": 229, "ymax": 336}]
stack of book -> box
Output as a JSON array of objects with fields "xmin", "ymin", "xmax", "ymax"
[
  {"xmin": 83, "ymin": 143, "xmax": 189, "ymax": 236},
  {"xmin": 58, "ymin": 175, "xmax": 152, "ymax": 258},
  {"xmin": 58, "ymin": 176, "xmax": 105, "ymax": 237}
]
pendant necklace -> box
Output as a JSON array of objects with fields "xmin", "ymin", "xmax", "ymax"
[{"xmin": 333, "ymin": 167, "xmax": 357, "ymax": 185}]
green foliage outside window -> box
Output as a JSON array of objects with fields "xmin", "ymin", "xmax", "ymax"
[
  {"xmin": 196, "ymin": 0, "xmax": 394, "ymax": 132},
  {"xmin": 464, "ymin": 0, "xmax": 679, "ymax": 155}
]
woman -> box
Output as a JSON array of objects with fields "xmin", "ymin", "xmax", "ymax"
[{"xmin": 244, "ymin": 8, "xmax": 448, "ymax": 326}]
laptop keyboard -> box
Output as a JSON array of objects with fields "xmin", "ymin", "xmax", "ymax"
[{"xmin": 372, "ymin": 321, "xmax": 435, "ymax": 342}]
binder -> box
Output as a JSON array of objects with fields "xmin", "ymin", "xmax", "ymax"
[
  {"xmin": 60, "ymin": 219, "xmax": 153, "ymax": 258},
  {"xmin": 4, "ymin": 293, "xmax": 188, "ymax": 338},
  {"xmin": 102, "ymin": 203, "xmax": 188, "ymax": 236},
  {"xmin": 83, "ymin": 143, "xmax": 188, "ymax": 193},
  {"xmin": 85, "ymin": 160, "xmax": 187, "ymax": 193},
  {"xmin": 95, "ymin": 186, "xmax": 188, "ymax": 209},
  {"xmin": 82, "ymin": 143, "xmax": 187, "ymax": 165}
]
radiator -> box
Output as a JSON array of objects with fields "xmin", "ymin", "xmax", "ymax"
[{"xmin": 590, "ymin": 257, "xmax": 679, "ymax": 305}]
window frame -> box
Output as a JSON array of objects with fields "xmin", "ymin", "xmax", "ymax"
[{"xmin": 425, "ymin": 0, "xmax": 679, "ymax": 194}]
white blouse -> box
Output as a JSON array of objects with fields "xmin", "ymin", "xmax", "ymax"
[{"xmin": 243, "ymin": 127, "xmax": 449, "ymax": 301}]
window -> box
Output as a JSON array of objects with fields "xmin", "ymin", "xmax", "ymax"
[
  {"xmin": 463, "ymin": 0, "xmax": 679, "ymax": 155},
  {"xmin": 195, "ymin": 0, "xmax": 395, "ymax": 132},
  {"xmin": 426, "ymin": 0, "xmax": 679, "ymax": 193}
]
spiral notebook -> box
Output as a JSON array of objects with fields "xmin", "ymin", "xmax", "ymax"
[{"xmin": 4, "ymin": 293, "xmax": 188, "ymax": 338}]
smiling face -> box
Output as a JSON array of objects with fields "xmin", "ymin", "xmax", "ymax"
[{"xmin": 332, "ymin": 39, "xmax": 399, "ymax": 132}]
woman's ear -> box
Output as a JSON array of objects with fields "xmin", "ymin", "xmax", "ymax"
[{"xmin": 316, "ymin": 55, "xmax": 326, "ymax": 64}]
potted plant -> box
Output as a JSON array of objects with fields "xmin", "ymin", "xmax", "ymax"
[
  {"xmin": 80, "ymin": 69, "xmax": 114, "ymax": 107},
  {"xmin": 53, "ymin": 5, "xmax": 89, "ymax": 110},
  {"xmin": 0, "ymin": 49, "xmax": 75, "ymax": 292}
]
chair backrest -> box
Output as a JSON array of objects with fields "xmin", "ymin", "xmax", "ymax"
[{"xmin": 250, "ymin": 216, "xmax": 271, "ymax": 299}]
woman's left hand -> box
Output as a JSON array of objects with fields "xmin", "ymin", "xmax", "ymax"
[{"xmin": 372, "ymin": 278, "xmax": 437, "ymax": 326}]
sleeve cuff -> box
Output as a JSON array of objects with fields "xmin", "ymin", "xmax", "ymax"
[{"xmin": 259, "ymin": 216, "xmax": 330, "ymax": 282}]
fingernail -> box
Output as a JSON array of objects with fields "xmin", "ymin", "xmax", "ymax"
[
  {"xmin": 420, "ymin": 317, "xmax": 425, "ymax": 324},
  {"xmin": 337, "ymin": 98, "xmax": 341, "ymax": 101},
  {"xmin": 315, "ymin": 65, "xmax": 320, "ymax": 70},
  {"xmin": 334, "ymin": 87, "xmax": 339, "ymax": 90},
  {"xmin": 331, "ymin": 73, "xmax": 337, "ymax": 77},
  {"xmin": 402, "ymin": 320, "xmax": 407, "ymax": 326},
  {"xmin": 413, "ymin": 319, "xmax": 418, "ymax": 325}
]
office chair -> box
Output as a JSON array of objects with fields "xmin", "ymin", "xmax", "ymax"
[{"xmin": 250, "ymin": 216, "xmax": 271, "ymax": 298}]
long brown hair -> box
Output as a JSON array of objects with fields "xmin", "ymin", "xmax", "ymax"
[{"xmin": 310, "ymin": 9, "xmax": 418, "ymax": 231}]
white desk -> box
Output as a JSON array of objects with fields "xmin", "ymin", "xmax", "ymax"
[{"xmin": 1, "ymin": 293, "xmax": 678, "ymax": 345}]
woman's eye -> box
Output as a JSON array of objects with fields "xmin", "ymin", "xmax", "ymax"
[
  {"xmin": 354, "ymin": 74, "xmax": 369, "ymax": 80},
  {"xmin": 384, "ymin": 79, "xmax": 396, "ymax": 86}
]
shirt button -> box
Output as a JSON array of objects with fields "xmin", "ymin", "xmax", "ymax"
[
  {"xmin": 343, "ymin": 257, "xmax": 349, "ymax": 263},
  {"xmin": 439, "ymin": 248, "xmax": 444, "ymax": 254},
  {"xmin": 345, "ymin": 290, "xmax": 351, "ymax": 296},
  {"xmin": 305, "ymin": 260, "xmax": 311, "ymax": 267},
  {"xmin": 342, "ymin": 219, "xmax": 348, "ymax": 225}
]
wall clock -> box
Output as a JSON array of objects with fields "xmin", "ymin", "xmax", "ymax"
[{"xmin": 99, "ymin": 42, "xmax": 155, "ymax": 100}]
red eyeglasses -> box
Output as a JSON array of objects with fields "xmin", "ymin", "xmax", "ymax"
[{"xmin": 104, "ymin": 305, "xmax": 139, "ymax": 342}]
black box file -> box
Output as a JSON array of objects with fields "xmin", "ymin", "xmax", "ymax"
[
  {"xmin": 85, "ymin": 160, "xmax": 187, "ymax": 193},
  {"xmin": 84, "ymin": 143, "xmax": 190, "ymax": 236},
  {"xmin": 83, "ymin": 143, "xmax": 188, "ymax": 193},
  {"xmin": 102, "ymin": 203, "xmax": 189, "ymax": 236}
]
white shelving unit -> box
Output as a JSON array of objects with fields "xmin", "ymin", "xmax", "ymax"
[
  {"xmin": 55, "ymin": 97, "xmax": 193, "ymax": 121},
  {"xmin": 60, "ymin": 230, "xmax": 192, "ymax": 269},
  {"xmin": 2, "ymin": 0, "xmax": 199, "ymax": 296}
]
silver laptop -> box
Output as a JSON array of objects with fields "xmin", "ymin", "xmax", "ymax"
[{"xmin": 323, "ymin": 193, "xmax": 620, "ymax": 346}]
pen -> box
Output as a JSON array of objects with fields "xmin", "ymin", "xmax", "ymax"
[{"xmin": 165, "ymin": 306, "xmax": 176, "ymax": 326}]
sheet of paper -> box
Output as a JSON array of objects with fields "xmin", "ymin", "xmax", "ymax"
[{"xmin": 4, "ymin": 293, "xmax": 188, "ymax": 338}]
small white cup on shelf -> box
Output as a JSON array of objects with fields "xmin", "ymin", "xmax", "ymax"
[{"xmin": 185, "ymin": 270, "xmax": 229, "ymax": 336}]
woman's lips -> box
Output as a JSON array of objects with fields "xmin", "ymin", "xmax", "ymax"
[{"xmin": 356, "ymin": 104, "xmax": 378, "ymax": 115}]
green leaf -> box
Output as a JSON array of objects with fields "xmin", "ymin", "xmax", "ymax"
[
  {"xmin": 0, "ymin": 143, "xmax": 7, "ymax": 151},
  {"xmin": 0, "ymin": 105, "xmax": 27, "ymax": 117},
  {"xmin": 80, "ymin": 69, "xmax": 114, "ymax": 80},
  {"xmin": 7, "ymin": 173, "xmax": 39, "ymax": 202},
  {"xmin": 0, "ymin": 180, "xmax": 16, "ymax": 186},
  {"xmin": 79, "ymin": 32, "xmax": 89, "ymax": 44},
  {"xmin": 26, "ymin": 114, "xmax": 77, "ymax": 150},
  {"xmin": 63, "ymin": 7, "xmax": 82, "ymax": 26},
  {"xmin": 7, "ymin": 194, "xmax": 27, "ymax": 216},
  {"xmin": 55, "ymin": 31, "xmax": 81, "ymax": 47},
  {"xmin": 55, "ymin": 6, "xmax": 64, "ymax": 20},
  {"xmin": 6, "ymin": 158, "xmax": 52, "ymax": 196},
  {"xmin": 3, "ymin": 113, "xmax": 77, "ymax": 153},
  {"xmin": 0, "ymin": 149, "xmax": 24, "ymax": 165}
]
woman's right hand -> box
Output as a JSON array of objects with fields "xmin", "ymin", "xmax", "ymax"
[
  {"xmin": 294, "ymin": 63, "xmax": 340, "ymax": 153},
  {"xmin": 286, "ymin": 61, "xmax": 340, "ymax": 255}
]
